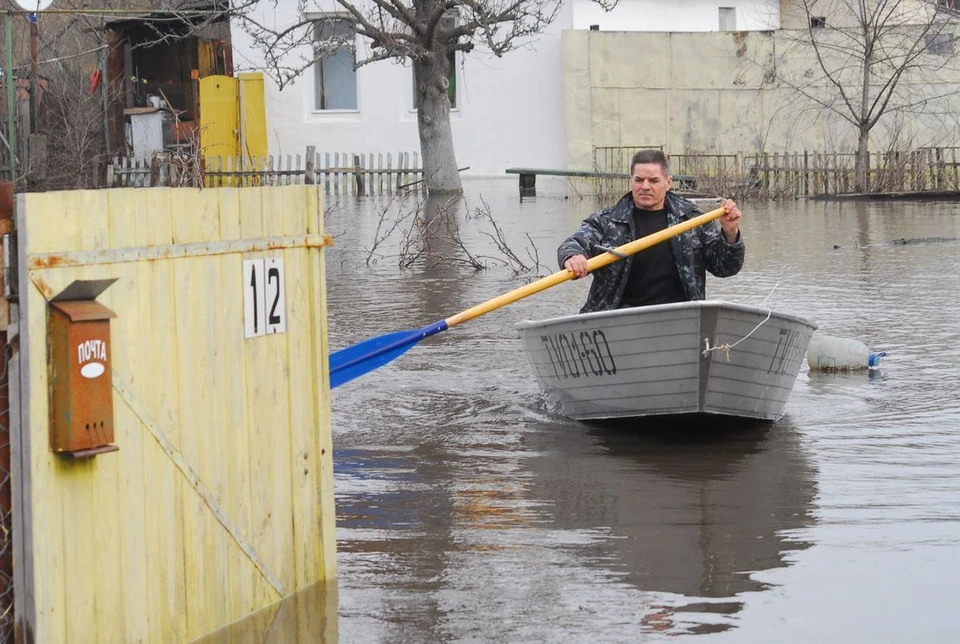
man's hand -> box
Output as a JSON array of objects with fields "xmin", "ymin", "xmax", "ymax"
[
  {"xmin": 564, "ymin": 254, "xmax": 589, "ymax": 278},
  {"xmin": 721, "ymin": 198, "xmax": 742, "ymax": 243}
]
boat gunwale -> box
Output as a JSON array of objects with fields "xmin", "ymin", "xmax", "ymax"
[{"xmin": 514, "ymin": 299, "xmax": 818, "ymax": 332}]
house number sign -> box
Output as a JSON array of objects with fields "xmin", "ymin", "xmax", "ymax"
[{"xmin": 243, "ymin": 258, "xmax": 287, "ymax": 338}]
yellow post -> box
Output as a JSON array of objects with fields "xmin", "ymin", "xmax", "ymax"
[
  {"xmin": 199, "ymin": 75, "xmax": 240, "ymax": 186},
  {"xmin": 239, "ymin": 72, "xmax": 268, "ymax": 163}
]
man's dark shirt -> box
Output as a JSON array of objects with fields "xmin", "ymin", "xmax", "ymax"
[{"xmin": 620, "ymin": 206, "xmax": 686, "ymax": 307}]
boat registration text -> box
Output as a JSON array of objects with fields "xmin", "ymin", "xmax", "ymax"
[{"xmin": 539, "ymin": 329, "xmax": 617, "ymax": 379}]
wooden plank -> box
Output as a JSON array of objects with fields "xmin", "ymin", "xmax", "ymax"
[
  {"xmin": 271, "ymin": 187, "xmax": 321, "ymax": 590},
  {"xmin": 22, "ymin": 193, "xmax": 80, "ymax": 643},
  {"xmin": 323, "ymin": 152, "xmax": 330, "ymax": 194},
  {"xmin": 136, "ymin": 187, "xmax": 189, "ymax": 642},
  {"xmin": 170, "ymin": 187, "xmax": 231, "ymax": 637},
  {"xmin": 386, "ymin": 152, "xmax": 392, "ymax": 192},
  {"xmin": 377, "ymin": 152, "xmax": 383, "ymax": 194},
  {"xmin": 214, "ymin": 187, "xmax": 260, "ymax": 618},
  {"xmin": 303, "ymin": 186, "xmax": 337, "ymax": 582},
  {"xmin": 354, "ymin": 154, "xmax": 363, "ymax": 196},
  {"xmin": 28, "ymin": 234, "xmax": 331, "ymax": 268},
  {"xmin": 305, "ymin": 146, "xmax": 315, "ymax": 185},
  {"xmin": 73, "ymin": 189, "xmax": 121, "ymax": 641},
  {"xmin": 104, "ymin": 189, "xmax": 150, "ymax": 644},
  {"xmin": 413, "ymin": 152, "xmax": 420, "ymax": 193},
  {"xmin": 237, "ymin": 187, "xmax": 292, "ymax": 609}
]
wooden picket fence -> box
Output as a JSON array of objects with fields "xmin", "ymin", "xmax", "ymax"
[
  {"xmin": 592, "ymin": 147, "xmax": 960, "ymax": 198},
  {"xmin": 106, "ymin": 147, "xmax": 427, "ymax": 194}
]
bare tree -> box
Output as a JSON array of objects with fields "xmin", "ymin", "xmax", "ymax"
[
  {"xmin": 232, "ymin": 0, "xmax": 616, "ymax": 194},
  {"xmin": 776, "ymin": 0, "xmax": 960, "ymax": 191}
]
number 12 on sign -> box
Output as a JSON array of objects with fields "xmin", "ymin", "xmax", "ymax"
[{"xmin": 243, "ymin": 258, "xmax": 287, "ymax": 338}]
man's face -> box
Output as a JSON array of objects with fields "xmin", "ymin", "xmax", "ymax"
[{"xmin": 631, "ymin": 162, "xmax": 672, "ymax": 210}]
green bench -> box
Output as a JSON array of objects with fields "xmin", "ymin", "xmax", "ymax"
[{"xmin": 504, "ymin": 168, "xmax": 697, "ymax": 198}]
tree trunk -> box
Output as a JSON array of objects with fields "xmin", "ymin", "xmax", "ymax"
[
  {"xmin": 414, "ymin": 53, "xmax": 462, "ymax": 194},
  {"xmin": 855, "ymin": 127, "xmax": 870, "ymax": 193},
  {"xmin": 856, "ymin": 35, "xmax": 872, "ymax": 193}
]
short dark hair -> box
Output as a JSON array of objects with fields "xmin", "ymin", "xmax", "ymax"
[{"xmin": 630, "ymin": 149, "xmax": 670, "ymax": 176}]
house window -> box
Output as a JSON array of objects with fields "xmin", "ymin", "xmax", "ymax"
[
  {"xmin": 719, "ymin": 7, "xmax": 736, "ymax": 31},
  {"xmin": 926, "ymin": 33, "xmax": 955, "ymax": 55},
  {"xmin": 810, "ymin": 16, "xmax": 826, "ymax": 28},
  {"xmin": 313, "ymin": 18, "xmax": 357, "ymax": 110}
]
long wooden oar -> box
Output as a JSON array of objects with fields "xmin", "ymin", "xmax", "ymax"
[{"xmin": 329, "ymin": 206, "xmax": 727, "ymax": 388}]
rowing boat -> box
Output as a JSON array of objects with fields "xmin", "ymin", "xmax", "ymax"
[{"xmin": 516, "ymin": 300, "xmax": 816, "ymax": 422}]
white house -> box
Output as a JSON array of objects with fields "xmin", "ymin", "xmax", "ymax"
[{"xmin": 229, "ymin": 1, "xmax": 784, "ymax": 176}]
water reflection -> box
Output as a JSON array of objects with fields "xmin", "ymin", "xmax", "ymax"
[
  {"xmin": 190, "ymin": 581, "xmax": 339, "ymax": 644},
  {"xmin": 327, "ymin": 180, "xmax": 960, "ymax": 641},
  {"xmin": 525, "ymin": 418, "xmax": 817, "ymax": 635}
]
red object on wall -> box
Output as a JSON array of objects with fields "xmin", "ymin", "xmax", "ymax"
[{"xmin": 89, "ymin": 69, "xmax": 101, "ymax": 95}]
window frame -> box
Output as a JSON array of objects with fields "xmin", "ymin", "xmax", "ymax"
[
  {"xmin": 311, "ymin": 13, "xmax": 359, "ymax": 113},
  {"xmin": 718, "ymin": 7, "xmax": 737, "ymax": 32},
  {"xmin": 926, "ymin": 32, "xmax": 955, "ymax": 56}
]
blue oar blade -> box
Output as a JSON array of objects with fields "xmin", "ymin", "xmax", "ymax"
[{"xmin": 329, "ymin": 320, "xmax": 448, "ymax": 388}]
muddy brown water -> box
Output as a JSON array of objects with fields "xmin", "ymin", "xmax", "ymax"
[{"xmin": 204, "ymin": 179, "xmax": 960, "ymax": 642}]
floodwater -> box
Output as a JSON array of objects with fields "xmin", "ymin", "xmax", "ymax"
[{"xmin": 325, "ymin": 179, "xmax": 960, "ymax": 642}]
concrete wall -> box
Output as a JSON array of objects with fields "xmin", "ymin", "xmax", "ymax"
[
  {"xmin": 563, "ymin": 27, "xmax": 960, "ymax": 170},
  {"xmin": 779, "ymin": 0, "xmax": 941, "ymax": 30}
]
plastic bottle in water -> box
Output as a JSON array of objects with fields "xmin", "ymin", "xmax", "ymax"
[{"xmin": 806, "ymin": 332, "xmax": 887, "ymax": 372}]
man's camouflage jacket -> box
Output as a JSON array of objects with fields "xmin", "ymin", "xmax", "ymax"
[{"xmin": 556, "ymin": 191, "xmax": 745, "ymax": 314}]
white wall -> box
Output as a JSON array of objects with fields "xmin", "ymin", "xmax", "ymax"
[
  {"xmin": 572, "ymin": 0, "xmax": 780, "ymax": 32},
  {"xmin": 229, "ymin": 1, "xmax": 782, "ymax": 176},
  {"xmin": 231, "ymin": 2, "xmax": 574, "ymax": 176}
]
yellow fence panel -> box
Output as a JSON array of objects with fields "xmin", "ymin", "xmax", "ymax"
[
  {"xmin": 200, "ymin": 74, "xmax": 269, "ymax": 188},
  {"xmin": 239, "ymin": 72, "xmax": 268, "ymax": 162},
  {"xmin": 12, "ymin": 186, "xmax": 335, "ymax": 643},
  {"xmin": 199, "ymin": 75, "xmax": 240, "ymax": 161}
]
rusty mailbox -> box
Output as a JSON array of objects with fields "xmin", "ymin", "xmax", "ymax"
[{"xmin": 47, "ymin": 279, "xmax": 120, "ymax": 457}]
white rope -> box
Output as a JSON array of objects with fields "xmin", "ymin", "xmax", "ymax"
[
  {"xmin": 702, "ymin": 307, "xmax": 772, "ymax": 360},
  {"xmin": 701, "ymin": 282, "xmax": 780, "ymax": 360},
  {"xmin": 758, "ymin": 281, "xmax": 781, "ymax": 307}
]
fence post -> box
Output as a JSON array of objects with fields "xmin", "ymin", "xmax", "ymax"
[
  {"xmin": 353, "ymin": 154, "xmax": 364, "ymax": 196},
  {"xmin": 386, "ymin": 153, "xmax": 393, "ymax": 193},
  {"xmin": 305, "ymin": 146, "xmax": 315, "ymax": 185},
  {"xmin": 935, "ymin": 147, "xmax": 943, "ymax": 190},
  {"xmin": 763, "ymin": 152, "xmax": 770, "ymax": 194}
]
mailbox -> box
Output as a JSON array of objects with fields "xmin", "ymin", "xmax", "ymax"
[{"xmin": 48, "ymin": 279, "xmax": 120, "ymax": 457}]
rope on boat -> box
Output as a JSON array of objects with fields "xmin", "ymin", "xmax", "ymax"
[
  {"xmin": 702, "ymin": 307, "xmax": 773, "ymax": 360},
  {"xmin": 701, "ymin": 281, "xmax": 780, "ymax": 360},
  {"xmin": 758, "ymin": 281, "xmax": 781, "ymax": 307}
]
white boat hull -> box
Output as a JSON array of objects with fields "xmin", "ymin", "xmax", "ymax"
[{"xmin": 516, "ymin": 300, "xmax": 817, "ymax": 422}]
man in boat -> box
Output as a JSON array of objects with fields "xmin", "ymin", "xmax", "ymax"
[{"xmin": 558, "ymin": 149, "xmax": 744, "ymax": 313}]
